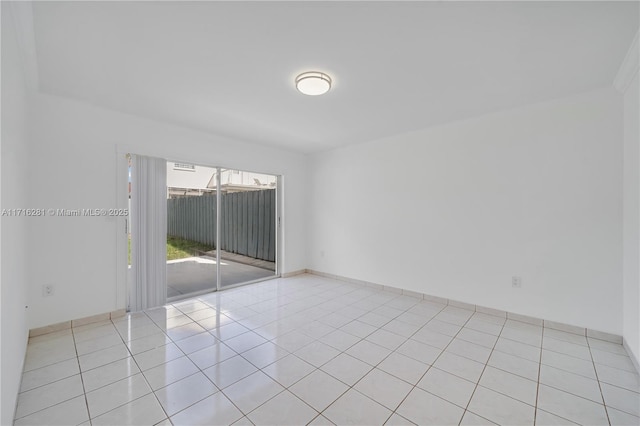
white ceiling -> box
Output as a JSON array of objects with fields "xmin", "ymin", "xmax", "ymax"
[{"xmin": 30, "ymin": 1, "xmax": 639, "ymax": 153}]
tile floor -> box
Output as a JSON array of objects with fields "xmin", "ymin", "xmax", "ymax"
[{"xmin": 14, "ymin": 274, "xmax": 640, "ymax": 425}]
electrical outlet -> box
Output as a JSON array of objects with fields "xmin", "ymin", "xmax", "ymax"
[
  {"xmin": 512, "ymin": 276, "xmax": 522, "ymax": 288},
  {"xmin": 43, "ymin": 285, "xmax": 54, "ymax": 297}
]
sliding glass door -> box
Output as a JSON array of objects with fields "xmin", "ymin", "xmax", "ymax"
[
  {"xmin": 128, "ymin": 157, "xmax": 279, "ymax": 306},
  {"xmin": 165, "ymin": 163, "xmax": 278, "ymax": 299},
  {"xmin": 217, "ymin": 169, "xmax": 277, "ymax": 289}
]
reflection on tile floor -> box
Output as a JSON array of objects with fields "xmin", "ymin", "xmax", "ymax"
[{"xmin": 14, "ymin": 274, "xmax": 640, "ymax": 425}]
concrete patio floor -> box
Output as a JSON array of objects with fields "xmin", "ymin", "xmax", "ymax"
[{"xmin": 166, "ymin": 255, "xmax": 275, "ymax": 298}]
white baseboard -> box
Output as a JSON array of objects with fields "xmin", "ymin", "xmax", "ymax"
[
  {"xmin": 281, "ymin": 269, "xmax": 307, "ymax": 278},
  {"xmin": 623, "ymin": 338, "xmax": 640, "ymax": 375},
  {"xmin": 304, "ymin": 269, "xmax": 623, "ymax": 344},
  {"xmin": 29, "ymin": 308, "xmax": 126, "ymax": 337}
]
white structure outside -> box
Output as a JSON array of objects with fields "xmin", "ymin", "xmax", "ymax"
[
  {"xmin": 167, "ymin": 162, "xmax": 276, "ymax": 197},
  {"xmin": 166, "ymin": 162, "xmax": 216, "ymax": 197},
  {"xmin": 207, "ymin": 169, "xmax": 277, "ymax": 192}
]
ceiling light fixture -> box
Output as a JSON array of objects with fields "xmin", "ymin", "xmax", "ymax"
[{"xmin": 295, "ymin": 71, "xmax": 332, "ymax": 96}]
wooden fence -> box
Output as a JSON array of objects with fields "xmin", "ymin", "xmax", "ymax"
[{"xmin": 167, "ymin": 189, "xmax": 276, "ymax": 262}]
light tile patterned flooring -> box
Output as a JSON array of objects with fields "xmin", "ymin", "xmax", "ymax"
[{"xmin": 14, "ymin": 274, "xmax": 640, "ymax": 425}]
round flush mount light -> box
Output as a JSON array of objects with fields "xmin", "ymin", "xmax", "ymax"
[{"xmin": 295, "ymin": 71, "xmax": 332, "ymax": 96}]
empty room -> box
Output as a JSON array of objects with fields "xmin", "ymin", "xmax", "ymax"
[{"xmin": 2, "ymin": 1, "xmax": 639, "ymax": 425}]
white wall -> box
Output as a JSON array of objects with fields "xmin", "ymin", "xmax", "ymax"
[
  {"xmin": 309, "ymin": 88, "xmax": 623, "ymax": 334},
  {"xmin": 166, "ymin": 163, "xmax": 216, "ymax": 191},
  {"xmin": 1, "ymin": 4, "xmax": 31, "ymax": 423},
  {"xmin": 27, "ymin": 92, "xmax": 308, "ymax": 329},
  {"xmin": 622, "ymin": 69, "xmax": 640, "ymax": 365}
]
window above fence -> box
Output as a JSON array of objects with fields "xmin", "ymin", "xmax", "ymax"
[{"xmin": 174, "ymin": 162, "xmax": 196, "ymax": 171}]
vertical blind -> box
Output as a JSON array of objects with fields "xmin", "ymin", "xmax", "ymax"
[{"xmin": 130, "ymin": 154, "xmax": 167, "ymax": 311}]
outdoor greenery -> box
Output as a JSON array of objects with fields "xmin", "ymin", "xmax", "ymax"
[
  {"xmin": 128, "ymin": 236, "xmax": 215, "ymax": 263},
  {"xmin": 167, "ymin": 236, "xmax": 215, "ymax": 261}
]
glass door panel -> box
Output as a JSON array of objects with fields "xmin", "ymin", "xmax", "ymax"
[
  {"xmin": 166, "ymin": 162, "xmax": 219, "ymax": 299},
  {"xmin": 218, "ymin": 169, "xmax": 277, "ymax": 289}
]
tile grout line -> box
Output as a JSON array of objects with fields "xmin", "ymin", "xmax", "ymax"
[
  {"xmin": 158, "ymin": 304, "xmax": 251, "ymax": 423},
  {"xmin": 299, "ymin": 293, "xmax": 425, "ymax": 425},
  {"xmin": 15, "ymin": 330, "xmax": 88, "ymax": 423},
  {"xmin": 70, "ymin": 323, "xmax": 93, "ymax": 425},
  {"xmin": 458, "ymin": 313, "xmax": 508, "ymax": 425},
  {"xmin": 164, "ymin": 301, "xmax": 281, "ymax": 423},
  {"xmin": 211, "ymin": 286, "xmax": 387, "ymax": 424},
  {"xmin": 14, "ymin": 331, "xmax": 90, "ymax": 423},
  {"xmin": 378, "ymin": 304, "xmax": 518, "ymax": 423},
  {"xmin": 91, "ymin": 313, "xmax": 172, "ymax": 424},
  {"xmin": 353, "ymin": 302, "xmax": 474, "ymax": 424},
  {"xmin": 258, "ymin": 292, "xmax": 422, "ymax": 424},
  {"xmin": 533, "ymin": 323, "xmax": 544, "ymax": 425},
  {"xmin": 488, "ymin": 331, "xmax": 603, "ymax": 385},
  {"xmin": 14, "ymin": 357, "xmax": 79, "ymax": 394},
  {"xmin": 534, "ymin": 333, "xmax": 610, "ymax": 425},
  {"xmin": 171, "ymin": 296, "xmax": 347, "ymax": 423},
  {"xmin": 342, "ymin": 295, "xmax": 437, "ymax": 425},
  {"xmin": 585, "ymin": 334, "xmax": 612, "ymax": 425}
]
